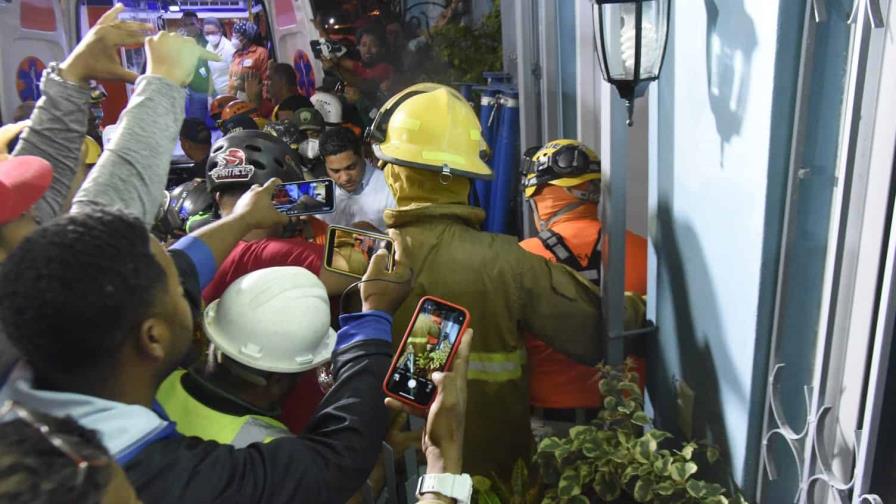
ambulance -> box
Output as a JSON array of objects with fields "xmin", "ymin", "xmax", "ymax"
[{"xmin": 0, "ymin": 0, "xmax": 322, "ymax": 126}]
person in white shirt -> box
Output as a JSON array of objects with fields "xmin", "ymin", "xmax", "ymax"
[
  {"xmin": 318, "ymin": 126, "xmax": 395, "ymax": 230},
  {"xmin": 203, "ymin": 18, "xmax": 235, "ymax": 96}
]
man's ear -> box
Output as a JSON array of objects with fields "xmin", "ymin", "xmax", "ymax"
[{"xmin": 138, "ymin": 317, "xmax": 169, "ymax": 362}]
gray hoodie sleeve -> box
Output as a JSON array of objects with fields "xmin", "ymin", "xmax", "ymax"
[
  {"xmin": 71, "ymin": 75, "xmax": 185, "ymax": 225},
  {"xmin": 11, "ymin": 70, "xmax": 90, "ymax": 225}
]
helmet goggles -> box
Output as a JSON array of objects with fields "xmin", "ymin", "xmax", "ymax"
[{"xmin": 521, "ymin": 143, "xmax": 601, "ymax": 191}]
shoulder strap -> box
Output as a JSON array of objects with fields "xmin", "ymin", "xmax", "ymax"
[{"xmin": 537, "ymin": 229, "xmax": 601, "ymax": 287}]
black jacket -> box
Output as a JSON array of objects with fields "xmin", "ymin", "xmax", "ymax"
[{"xmin": 123, "ymin": 339, "xmax": 392, "ymax": 503}]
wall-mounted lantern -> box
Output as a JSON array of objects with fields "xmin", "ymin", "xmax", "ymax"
[{"xmin": 592, "ymin": 0, "xmax": 671, "ymax": 125}]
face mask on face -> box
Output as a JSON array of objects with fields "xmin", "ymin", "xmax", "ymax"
[
  {"xmin": 206, "ymin": 34, "xmax": 222, "ymax": 46},
  {"xmin": 298, "ymin": 138, "xmax": 319, "ymax": 159},
  {"xmin": 232, "ymin": 38, "xmax": 243, "ymax": 51}
]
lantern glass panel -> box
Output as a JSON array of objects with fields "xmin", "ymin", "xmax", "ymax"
[{"xmin": 594, "ymin": 0, "xmax": 668, "ymax": 81}]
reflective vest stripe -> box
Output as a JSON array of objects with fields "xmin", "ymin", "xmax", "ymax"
[
  {"xmin": 467, "ymin": 350, "xmax": 526, "ymax": 382},
  {"xmin": 156, "ymin": 370, "xmax": 290, "ymax": 446}
]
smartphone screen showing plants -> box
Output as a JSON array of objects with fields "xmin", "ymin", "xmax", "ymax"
[
  {"xmin": 384, "ymin": 297, "xmax": 469, "ymax": 407},
  {"xmin": 272, "ymin": 178, "xmax": 335, "ymax": 216}
]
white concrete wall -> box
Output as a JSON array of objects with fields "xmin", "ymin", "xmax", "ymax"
[{"xmin": 648, "ymin": 0, "xmax": 797, "ymax": 495}]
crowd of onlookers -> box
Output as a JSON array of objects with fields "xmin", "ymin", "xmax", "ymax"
[{"xmin": 0, "ymin": 3, "xmax": 648, "ymax": 503}]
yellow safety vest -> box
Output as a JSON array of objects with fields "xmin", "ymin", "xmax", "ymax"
[{"xmin": 156, "ymin": 370, "xmax": 291, "ymax": 448}]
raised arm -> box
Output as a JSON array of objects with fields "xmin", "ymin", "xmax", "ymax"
[
  {"xmin": 13, "ymin": 4, "xmax": 150, "ymax": 225},
  {"xmin": 71, "ymin": 30, "xmax": 220, "ymax": 225}
]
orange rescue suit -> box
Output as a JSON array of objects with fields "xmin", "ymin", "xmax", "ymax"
[{"xmin": 521, "ymin": 187, "xmax": 647, "ymax": 409}]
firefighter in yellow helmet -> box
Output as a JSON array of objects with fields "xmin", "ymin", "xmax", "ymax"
[{"xmin": 369, "ymin": 84, "xmax": 644, "ymax": 480}]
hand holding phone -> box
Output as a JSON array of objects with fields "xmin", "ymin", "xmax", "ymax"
[
  {"xmin": 272, "ymin": 178, "xmax": 335, "ymax": 216},
  {"xmin": 325, "ymin": 225, "xmax": 395, "ymax": 278},
  {"xmin": 359, "ymin": 249, "xmax": 413, "ymax": 315},
  {"xmin": 383, "ymin": 297, "xmax": 471, "ymax": 408},
  {"xmin": 385, "ymin": 327, "xmax": 474, "ymax": 475}
]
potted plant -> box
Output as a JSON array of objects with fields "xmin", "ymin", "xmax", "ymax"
[{"xmin": 474, "ymin": 359, "xmax": 747, "ymax": 504}]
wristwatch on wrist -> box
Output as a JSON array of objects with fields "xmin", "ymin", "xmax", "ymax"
[{"xmin": 416, "ymin": 473, "xmax": 473, "ymax": 504}]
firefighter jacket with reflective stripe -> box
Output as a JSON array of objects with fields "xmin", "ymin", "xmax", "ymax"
[
  {"xmin": 156, "ymin": 370, "xmax": 291, "ymax": 447},
  {"xmin": 521, "ymin": 217, "xmax": 648, "ymax": 410},
  {"xmin": 383, "ymin": 202, "xmax": 605, "ymax": 480}
]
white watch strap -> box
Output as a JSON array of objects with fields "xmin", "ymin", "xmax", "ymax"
[{"xmin": 416, "ymin": 473, "xmax": 473, "ymax": 504}]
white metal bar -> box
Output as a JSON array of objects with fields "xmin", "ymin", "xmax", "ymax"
[
  {"xmin": 575, "ymin": 0, "xmax": 600, "ymax": 150},
  {"xmin": 600, "ymin": 80, "xmax": 629, "ymax": 365},
  {"xmin": 754, "ymin": 1, "xmax": 816, "ymax": 500},
  {"xmin": 538, "ymin": 1, "xmax": 560, "ymax": 141},
  {"xmin": 852, "ymin": 2, "xmax": 896, "ymax": 498}
]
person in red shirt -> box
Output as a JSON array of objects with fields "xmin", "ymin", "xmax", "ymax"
[
  {"xmin": 202, "ymin": 129, "xmax": 353, "ymax": 432},
  {"xmin": 519, "ymin": 139, "xmax": 648, "ymax": 424}
]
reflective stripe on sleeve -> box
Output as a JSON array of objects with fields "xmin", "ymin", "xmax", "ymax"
[{"xmin": 466, "ymin": 349, "xmax": 526, "ymax": 382}]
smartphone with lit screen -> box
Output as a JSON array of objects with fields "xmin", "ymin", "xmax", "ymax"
[
  {"xmin": 272, "ymin": 178, "xmax": 335, "ymax": 216},
  {"xmin": 324, "ymin": 225, "xmax": 394, "ymax": 278},
  {"xmin": 383, "ymin": 296, "xmax": 470, "ymax": 408}
]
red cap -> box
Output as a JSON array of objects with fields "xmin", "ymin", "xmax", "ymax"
[{"xmin": 0, "ymin": 156, "xmax": 53, "ymax": 225}]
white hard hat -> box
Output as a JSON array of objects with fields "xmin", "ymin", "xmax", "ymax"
[
  {"xmin": 310, "ymin": 92, "xmax": 343, "ymax": 125},
  {"xmin": 203, "ymin": 267, "xmax": 336, "ymax": 374}
]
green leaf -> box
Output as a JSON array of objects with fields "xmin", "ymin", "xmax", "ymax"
[
  {"xmin": 633, "ymin": 435, "xmax": 658, "ymax": 463},
  {"xmin": 729, "ymin": 493, "xmax": 748, "ymax": 504},
  {"xmin": 647, "ymin": 429, "xmax": 673, "ymax": 443},
  {"xmin": 703, "ymin": 483, "xmax": 725, "ymax": 498},
  {"xmin": 603, "ymin": 395, "xmax": 618, "ymax": 410},
  {"xmin": 554, "ymin": 443, "xmax": 572, "ymax": 463},
  {"xmin": 472, "ymin": 476, "xmax": 493, "ymax": 491},
  {"xmin": 621, "ymin": 464, "xmax": 640, "ymax": 484},
  {"xmin": 540, "ymin": 489, "xmax": 560, "ymax": 504},
  {"xmin": 686, "ymin": 479, "xmax": 706, "ymax": 498},
  {"xmin": 669, "ymin": 461, "xmax": 698, "ymax": 482},
  {"xmin": 677, "ymin": 442, "xmax": 697, "ymax": 461},
  {"xmin": 598, "ymin": 378, "xmax": 616, "ymax": 396},
  {"xmin": 475, "ymin": 489, "xmax": 502, "ymax": 504},
  {"xmin": 609, "ymin": 447, "xmax": 629, "ymax": 463},
  {"xmin": 655, "ymin": 481, "xmax": 676, "ymax": 496},
  {"xmin": 565, "ymin": 495, "xmax": 589, "ymax": 504},
  {"xmin": 511, "ymin": 459, "xmax": 528, "ymax": 498},
  {"xmin": 653, "ymin": 455, "xmax": 672, "ymax": 476},
  {"xmin": 633, "ymin": 477, "xmax": 655, "ymax": 503},
  {"xmin": 569, "ymin": 425, "xmax": 595, "ymax": 442},
  {"xmin": 577, "ymin": 461, "xmax": 595, "ymax": 483},
  {"xmin": 618, "ymin": 381, "xmax": 643, "ymax": 397},
  {"xmin": 581, "ymin": 441, "xmax": 600, "ymax": 458},
  {"xmin": 705, "ymin": 496, "xmax": 729, "ymax": 504},
  {"xmin": 593, "ymin": 471, "xmax": 622, "ymax": 501},
  {"xmin": 538, "ymin": 437, "xmax": 563, "ymax": 454},
  {"xmin": 632, "ymin": 411, "xmax": 651, "ymax": 426},
  {"xmin": 598, "ymin": 430, "xmax": 617, "ymax": 446},
  {"xmin": 707, "ymin": 446, "xmax": 720, "ymax": 464},
  {"xmin": 557, "ymin": 468, "xmax": 582, "ymax": 498}
]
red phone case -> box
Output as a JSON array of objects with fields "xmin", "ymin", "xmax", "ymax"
[{"xmin": 382, "ymin": 296, "xmax": 470, "ymax": 409}]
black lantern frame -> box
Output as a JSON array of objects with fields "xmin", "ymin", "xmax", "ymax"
[{"xmin": 592, "ymin": 0, "xmax": 671, "ymax": 126}]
